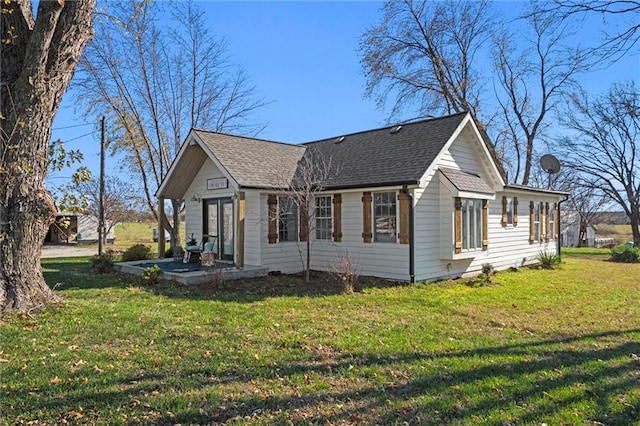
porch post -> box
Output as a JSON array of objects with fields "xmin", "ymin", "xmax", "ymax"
[
  {"xmin": 158, "ymin": 196, "xmax": 165, "ymax": 258},
  {"xmin": 237, "ymin": 191, "xmax": 245, "ymax": 268}
]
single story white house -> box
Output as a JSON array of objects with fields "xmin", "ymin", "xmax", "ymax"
[{"xmin": 156, "ymin": 112, "xmax": 567, "ymax": 282}]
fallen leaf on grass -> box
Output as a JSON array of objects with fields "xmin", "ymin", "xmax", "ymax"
[
  {"xmin": 93, "ymin": 365, "xmax": 105, "ymax": 374},
  {"xmin": 65, "ymin": 410, "xmax": 83, "ymax": 420},
  {"xmin": 50, "ymin": 376, "xmax": 61, "ymax": 384}
]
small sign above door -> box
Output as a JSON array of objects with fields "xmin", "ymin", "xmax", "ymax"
[{"xmin": 207, "ymin": 177, "xmax": 228, "ymax": 190}]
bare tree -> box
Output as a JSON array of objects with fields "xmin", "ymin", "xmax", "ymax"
[
  {"xmin": 76, "ymin": 0, "xmax": 265, "ymax": 252},
  {"xmin": 1, "ymin": 0, "xmax": 95, "ymax": 313},
  {"xmin": 559, "ymin": 81, "xmax": 640, "ymax": 246},
  {"xmin": 278, "ymin": 148, "xmax": 335, "ymax": 283},
  {"xmin": 551, "ymin": 170, "xmax": 609, "ymax": 247},
  {"xmin": 56, "ymin": 176, "xmax": 138, "ymax": 245},
  {"xmin": 492, "ymin": 3, "xmax": 589, "ymax": 185},
  {"xmin": 568, "ymin": 185, "xmax": 609, "ymax": 247},
  {"xmin": 360, "ymin": 1, "xmax": 591, "ymax": 187},
  {"xmin": 359, "ymin": 0, "xmax": 494, "ymax": 119},
  {"xmin": 543, "ymin": 1, "xmax": 640, "ymax": 62}
]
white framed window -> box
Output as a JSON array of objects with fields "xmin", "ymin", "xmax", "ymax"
[
  {"xmin": 373, "ymin": 192, "xmax": 396, "ymax": 242},
  {"xmin": 506, "ymin": 197, "xmax": 514, "ymax": 225},
  {"xmin": 462, "ymin": 199, "xmax": 483, "ymax": 250},
  {"xmin": 549, "ymin": 203, "xmax": 556, "ymax": 240},
  {"xmin": 315, "ymin": 196, "xmax": 332, "ymax": 240},
  {"xmin": 278, "ymin": 197, "xmax": 298, "ymax": 242},
  {"xmin": 534, "ymin": 203, "xmax": 541, "ymax": 242}
]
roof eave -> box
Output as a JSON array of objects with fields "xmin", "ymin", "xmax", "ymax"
[
  {"xmin": 323, "ymin": 180, "xmax": 421, "ymax": 191},
  {"xmin": 503, "ymin": 184, "xmax": 570, "ymax": 196}
]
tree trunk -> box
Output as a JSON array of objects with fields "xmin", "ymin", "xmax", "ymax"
[
  {"xmin": 630, "ymin": 207, "xmax": 640, "ymax": 247},
  {"xmin": 577, "ymin": 221, "xmax": 588, "ymax": 248},
  {"xmin": 0, "ymin": 0, "xmax": 96, "ymax": 313}
]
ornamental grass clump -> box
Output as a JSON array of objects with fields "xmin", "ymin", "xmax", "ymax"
[
  {"xmin": 332, "ymin": 252, "xmax": 360, "ymax": 294},
  {"xmin": 537, "ymin": 250, "xmax": 561, "ymax": 269}
]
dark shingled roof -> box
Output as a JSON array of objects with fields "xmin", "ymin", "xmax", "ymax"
[
  {"xmin": 304, "ymin": 112, "xmax": 468, "ymax": 189},
  {"xmin": 190, "ymin": 112, "xmax": 470, "ymax": 190},
  {"xmin": 439, "ymin": 167, "xmax": 495, "ymax": 195},
  {"xmin": 193, "ymin": 130, "xmax": 306, "ymax": 189}
]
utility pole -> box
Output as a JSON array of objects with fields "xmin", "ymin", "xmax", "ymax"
[{"xmin": 98, "ymin": 116, "xmax": 105, "ymax": 255}]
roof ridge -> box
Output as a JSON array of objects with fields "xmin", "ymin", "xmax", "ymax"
[
  {"xmin": 191, "ymin": 128, "xmax": 305, "ymax": 149},
  {"xmin": 302, "ymin": 111, "xmax": 468, "ymax": 146}
]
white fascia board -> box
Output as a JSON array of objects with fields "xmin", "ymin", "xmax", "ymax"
[
  {"xmin": 501, "ymin": 185, "xmax": 569, "ymax": 199},
  {"xmin": 156, "ymin": 129, "xmax": 196, "ymax": 197},
  {"xmin": 464, "ymin": 117, "xmax": 507, "ymax": 188}
]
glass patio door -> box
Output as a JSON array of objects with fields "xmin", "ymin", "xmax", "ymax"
[{"xmin": 204, "ymin": 198, "xmax": 234, "ymax": 262}]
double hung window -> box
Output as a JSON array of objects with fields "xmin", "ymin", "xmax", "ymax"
[
  {"xmin": 506, "ymin": 197, "xmax": 513, "ymax": 225},
  {"xmin": 278, "ymin": 197, "xmax": 298, "ymax": 242},
  {"xmin": 462, "ymin": 199, "xmax": 483, "ymax": 250},
  {"xmin": 549, "ymin": 203, "xmax": 556, "ymax": 240},
  {"xmin": 373, "ymin": 192, "xmax": 396, "ymax": 242},
  {"xmin": 315, "ymin": 196, "xmax": 332, "ymax": 240},
  {"xmin": 533, "ymin": 203, "xmax": 541, "ymax": 242}
]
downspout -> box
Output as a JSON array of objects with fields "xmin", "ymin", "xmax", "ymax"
[
  {"xmin": 405, "ymin": 185, "xmax": 415, "ymax": 283},
  {"xmin": 557, "ymin": 194, "xmax": 569, "ymax": 260}
]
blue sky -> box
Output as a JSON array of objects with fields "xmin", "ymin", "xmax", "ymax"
[{"xmin": 48, "ymin": 1, "xmax": 640, "ymax": 188}]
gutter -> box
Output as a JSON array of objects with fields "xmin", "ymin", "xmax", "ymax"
[
  {"xmin": 557, "ymin": 194, "xmax": 570, "ymax": 259},
  {"xmin": 404, "ymin": 185, "xmax": 416, "ymax": 283}
]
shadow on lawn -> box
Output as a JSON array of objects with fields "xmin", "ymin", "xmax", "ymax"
[
  {"xmin": 42, "ymin": 259, "xmax": 135, "ymax": 291},
  {"xmin": 147, "ymin": 271, "xmax": 409, "ymax": 302},
  {"xmin": 9, "ymin": 329, "xmax": 639, "ymax": 425},
  {"xmin": 43, "ymin": 258, "xmax": 407, "ymax": 298}
]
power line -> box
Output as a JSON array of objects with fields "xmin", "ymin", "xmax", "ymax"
[
  {"xmin": 60, "ymin": 131, "xmax": 95, "ymax": 143},
  {"xmin": 52, "ymin": 123, "xmax": 94, "ymax": 130}
]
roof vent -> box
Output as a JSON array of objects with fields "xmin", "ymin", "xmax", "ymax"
[
  {"xmin": 334, "ymin": 136, "xmax": 345, "ymax": 144},
  {"xmin": 390, "ymin": 125, "xmax": 402, "ymax": 134}
]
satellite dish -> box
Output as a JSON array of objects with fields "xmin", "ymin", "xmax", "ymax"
[
  {"xmin": 540, "ymin": 154, "xmax": 561, "ymax": 174},
  {"xmin": 540, "ymin": 154, "xmax": 561, "ymax": 189}
]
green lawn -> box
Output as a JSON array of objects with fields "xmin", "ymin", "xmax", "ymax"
[
  {"xmin": 593, "ymin": 224, "xmax": 634, "ymax": 243},
  {"xmin": 1, "ymin": 252, "xmax": 639, "ymax": 425},
  {"xmin": 95, "ymin": 222, "xmax": 186, "ymax": 253}
]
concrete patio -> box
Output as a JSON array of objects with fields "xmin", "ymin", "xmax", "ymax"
[{"xmin": 114, "ymin": 259, "xmax": 268, "ymax": 285}]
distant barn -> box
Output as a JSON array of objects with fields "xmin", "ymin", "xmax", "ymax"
[
  {"xmin": 45, "ymin": 213, "xmax": 115, "ymax": 245},
  {"xmin": 560, "ymin": 211, "xmax": 595, "ymax": 247}
]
